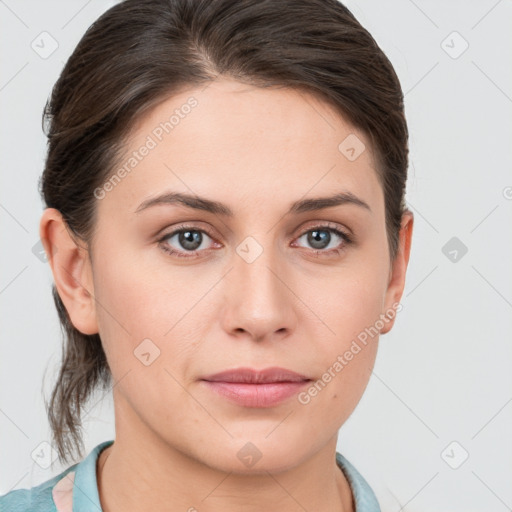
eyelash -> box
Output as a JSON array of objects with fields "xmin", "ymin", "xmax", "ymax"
[{"xmin": 157, "ymin": 222, "xmax": 353, "ymax": 259}]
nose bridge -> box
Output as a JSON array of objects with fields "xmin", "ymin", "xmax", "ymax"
[
  {"xmin": 222, "ymin": 235, "xmax": 296, "ymax": 339},
  {"xmin": 235, "ymin": 237, "xmax": 284, "ymax": 308}
]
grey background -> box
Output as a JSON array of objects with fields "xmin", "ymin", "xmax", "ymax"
[{"xmin": 1, "ymin": 1, "xmax": 511, "ymax": 510}]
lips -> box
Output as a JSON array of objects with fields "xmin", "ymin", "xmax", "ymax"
[
  {"xmin": 200, "ymin": 367, "xmax": 311, "ymax": 408},
  {"xmin": 201, "ymin": 366, "xmax": 311, "ymax": 384}
]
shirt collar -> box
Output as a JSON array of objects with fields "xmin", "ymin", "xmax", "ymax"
[
  {"xmin": 72, "ymin": 439, "xmax": 114, "ymax": 512},
  {"xmin": 336, "ymin": 451, "xmax": 381, "ymax": 511}
]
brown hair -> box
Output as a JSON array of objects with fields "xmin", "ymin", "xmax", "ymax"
[{"xmin": 40, "ymin": 0, "xmax": 410, "ymax": 464}]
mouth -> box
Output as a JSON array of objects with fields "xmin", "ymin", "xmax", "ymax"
[{"xmin": 200, "ymin": 366, "xmax": 312, "ymax": 408}]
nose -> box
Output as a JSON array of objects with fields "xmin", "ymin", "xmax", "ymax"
[{"xmin": 220, "ymin": 242, "xmax": 298, "ymax": 343}]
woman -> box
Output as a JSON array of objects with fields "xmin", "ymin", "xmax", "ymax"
[{"xmin": 0, "ymin": 0, "xmax": 413, "ymax": 510}]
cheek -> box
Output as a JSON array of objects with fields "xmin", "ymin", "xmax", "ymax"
[
  {"xmin": 297, "ymin": 258, "xmax": 387, "ymax": 418},
  {"xmin": 91, "ymin": 242, "xmax": 202, "ymax": 365},
  {"xmin": 299, "ymin": 310, "xmax": 379, "ymax": 430},
  {"xmin": 92, "ymin": 254, "xmax": 206, "ymax": 420},
  {"xmin": 314, "ymin": 258, "xmax": 388, "ymax": 343}
]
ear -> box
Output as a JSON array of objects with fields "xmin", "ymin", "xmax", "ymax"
[
  {"xmin": 380, "ymin": 211, "xmax": 414, "ymax": 335},
  {"xmin": 39, "ymin": 208, "xmax": 98, "ymax": 335}
]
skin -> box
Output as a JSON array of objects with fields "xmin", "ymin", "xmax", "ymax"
[{"xmin": 41, "ymin": 76, "xmax": 413, "ymax": 512}]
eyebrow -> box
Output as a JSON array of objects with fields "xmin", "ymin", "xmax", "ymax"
[{"xmin": 134, "ymin": 190, "xmax": 371, "ymax": 216}]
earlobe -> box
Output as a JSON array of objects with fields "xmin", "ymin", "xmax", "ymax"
[
  {"xmin": 380, "ymin": 211, "xmax": 414, "ymax": 335},
  {"xmin": 39, "ymin": 208, "xmax": 98, "ymax": 335}
]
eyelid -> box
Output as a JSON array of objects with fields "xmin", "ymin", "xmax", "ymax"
[
  {"xmin": 156, "ymin": 221, "xmax": 217, "ymax": 240},
  {"xmin": 156, "ymin": 224, "xmax": 219, "ymax": 259},
  {"xmin": 157, "ymin": 220, "xmax": 353, "ymax": 258},
  {"xmin": 290, "ymin": 221, "xmax": 353, "ymax": 251},
  {"xmin": 292, "ymin": 220, "xmax": 352, "ymax": 239}
]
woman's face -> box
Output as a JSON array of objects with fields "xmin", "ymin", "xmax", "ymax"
[{"xmin": 69, "ymin": 77, "xmax": 412, "ymax": 472}]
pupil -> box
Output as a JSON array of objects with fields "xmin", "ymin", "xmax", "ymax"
[
  {"xmin": 179, "ymin": 230, "xmax": 202, "ymax": 250},
  {"xmin": 308, "ymin": 230, "xmax": 330, "ymax": 249}
]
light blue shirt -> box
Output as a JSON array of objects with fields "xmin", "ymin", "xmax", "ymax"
[{"xmin": 0, "ymin": 440, "xmax": 381, "ymax": 511}]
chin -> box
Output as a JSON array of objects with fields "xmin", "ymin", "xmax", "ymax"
[{"xmin": 200, "ymin": 434, "xmax": 309, "ymax": 475}]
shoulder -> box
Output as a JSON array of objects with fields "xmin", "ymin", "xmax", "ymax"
[
  {"xmin": 0, "ymin": 464, "xmax": 76, "ymax": 512},
  {"xmin": 0, "ymin": 440, "xmax": 113, "ymax": 512}
]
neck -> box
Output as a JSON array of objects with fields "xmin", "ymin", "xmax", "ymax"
[
  {"xmin": 96, "ymin": 398, "xmax": 354, "ymax": 512},
  {"xmin": 97, "ymin": 441, "xmax": 354, "ymax": 512}
]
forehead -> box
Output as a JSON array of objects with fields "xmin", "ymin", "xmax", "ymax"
[{"xmin": 99, "ymin": 77, "xmax": 383, "ymax": 217}]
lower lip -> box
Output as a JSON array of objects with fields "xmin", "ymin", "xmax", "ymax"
[{"xmin": 201, "ymin": 380, "xmax": 310, "ymax": 408}]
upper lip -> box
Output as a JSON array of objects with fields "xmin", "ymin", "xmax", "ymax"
[{"xmin": 201, "ymin": 367, "xmax": 311, "ymax": 384}]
